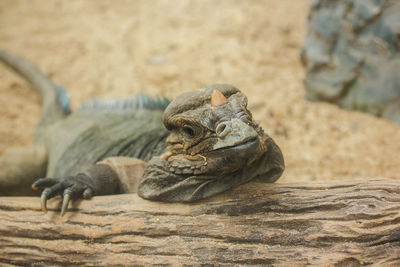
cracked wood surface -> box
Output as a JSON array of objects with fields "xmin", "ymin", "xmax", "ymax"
[{"xmin": 0, "ymin": 180, "xmax": 399, "ymax": 266}]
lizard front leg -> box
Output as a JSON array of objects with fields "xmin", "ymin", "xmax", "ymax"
[
  {"xmin": 33, "ymin": 164, "xmax": 120, "ymax": 216},
  {"xmin": 32, "ymin": 157, "xmax": 147, "ymax": 216}
]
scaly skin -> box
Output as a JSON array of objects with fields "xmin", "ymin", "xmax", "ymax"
[
  {"xmin": 34, "ymin": 84, "xmax": 285, "ymax": 215},
  {"xmin": 138, "ymin": 85, "xmax": 284, "ymax": 202},
  {"xmin": 0, "ymin": 50, "xmax": 284, "ymax": 216},
  {"xmin": 0, "ymin": 49, "xmax": 169, "ymax": 196}
]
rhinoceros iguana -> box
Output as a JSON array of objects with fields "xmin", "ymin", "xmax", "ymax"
[{"xmin": 0, "ymin": 49, "xmax": 284, "ymax": 216}]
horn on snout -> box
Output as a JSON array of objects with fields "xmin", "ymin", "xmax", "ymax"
[{"xmin": 211, "ymin": 90, "xmax": 228, "ymax": 107}]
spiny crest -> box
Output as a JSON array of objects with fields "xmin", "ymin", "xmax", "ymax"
[{"xmin": 79, "ymin": 93, "xmax": 170, "ymax": 111}]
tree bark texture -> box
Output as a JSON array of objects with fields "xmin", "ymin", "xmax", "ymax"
[{"xmin": 0, "ymin": 180, "xmax": 399, "ymax": 266}]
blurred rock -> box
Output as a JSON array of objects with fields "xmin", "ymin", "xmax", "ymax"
[{"xmin": 301, "ymin": 0, "xmax": 400, "ymax": 124}]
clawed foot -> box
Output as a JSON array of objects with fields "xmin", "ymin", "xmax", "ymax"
[{"xmin": 32, "ymin": 177, "xmax": 93, "ymax": 216}]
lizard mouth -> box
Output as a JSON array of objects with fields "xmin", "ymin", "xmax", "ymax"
[{"xmin": 212, "ymin": 137, "xmax": 258, "ymax": 152}]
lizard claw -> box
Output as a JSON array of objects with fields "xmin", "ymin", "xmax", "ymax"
[
  {"xmin": 61, "ymin": 193, "xmax": 71, "ymax": 217},
  {"xmin": 33, "ymin": 177, "xmax": 94, "ymax": 216},
  {"xmin": 38, "ymin": 182, "xmax": 63, "ymax": 213},
  {"xmin": 83, "ymin": 188, "xmax": 93, "ymax": 199},
  {"xmin": 41, "ymin": 191, "xmax": 49, "ymax": 213}
]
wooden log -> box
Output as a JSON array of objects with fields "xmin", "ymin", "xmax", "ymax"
[{"xmin": 0, "ymin": 180, "xmax": 399, "ymax": 266}]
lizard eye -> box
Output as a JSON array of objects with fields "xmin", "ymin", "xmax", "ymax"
[
  {"xmin": 182, "ymin": 125, "xmax": 196, "ymax": 138},
  {"xmin": 181, "ymin": 123, "xmax": 203, "ymax": 140}
]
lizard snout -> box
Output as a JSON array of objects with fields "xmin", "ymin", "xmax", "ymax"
[
  {"xmin": 216, "ymin": 121, "xmax": 231, "ymax": 138},
  {"xmin": 213, "ymin": 118, "xmax": 258, "ymax": 150}
]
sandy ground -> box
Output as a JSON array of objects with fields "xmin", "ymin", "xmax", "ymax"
[{"xmin": 0, "ymin": 0, "xmax": 399, "ymax": 184}]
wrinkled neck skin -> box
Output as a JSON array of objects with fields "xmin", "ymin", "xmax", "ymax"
[{"xmin": 138, "ymin": 84, "xmax": 284, "ymax": 202}]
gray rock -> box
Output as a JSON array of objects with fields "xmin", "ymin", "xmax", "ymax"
[{"xmin": 301, "ymin": 0, "xmax": 400, "ymax": 124}]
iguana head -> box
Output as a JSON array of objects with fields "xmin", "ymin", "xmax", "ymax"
[
  {"xmin": 161, "ymin": 84, "xmax": 268, "ymax": 175},
  {"xmin": 138, "ymin": 84, "xmax": 284, "ymax": 202}
]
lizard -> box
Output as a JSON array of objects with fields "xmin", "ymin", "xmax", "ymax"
[{"xmin": 0, "ymin": 49, "xmax": 284, "ymax": 216}]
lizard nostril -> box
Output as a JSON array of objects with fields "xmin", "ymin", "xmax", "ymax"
[{"xmin": 216, "ymin": 122, "xmax": 230, "ymax": 137}]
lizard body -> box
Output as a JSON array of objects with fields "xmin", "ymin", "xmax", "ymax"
[
  {"xmin": 0, "ymin": 49, "xmax": 284, "ymax": 215},
  {"xmin": 45, "ymin": 109, "xmax": 168, "ymax": 178}
]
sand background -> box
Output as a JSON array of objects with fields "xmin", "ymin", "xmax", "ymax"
[{"xmin": 0, "ymin": 0, "xmax": 399, "ymax": 183}]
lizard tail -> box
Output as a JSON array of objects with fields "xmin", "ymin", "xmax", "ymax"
[{"xmin": 0, "ymin": 49, "xmax": 70, "ymax": 142}]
